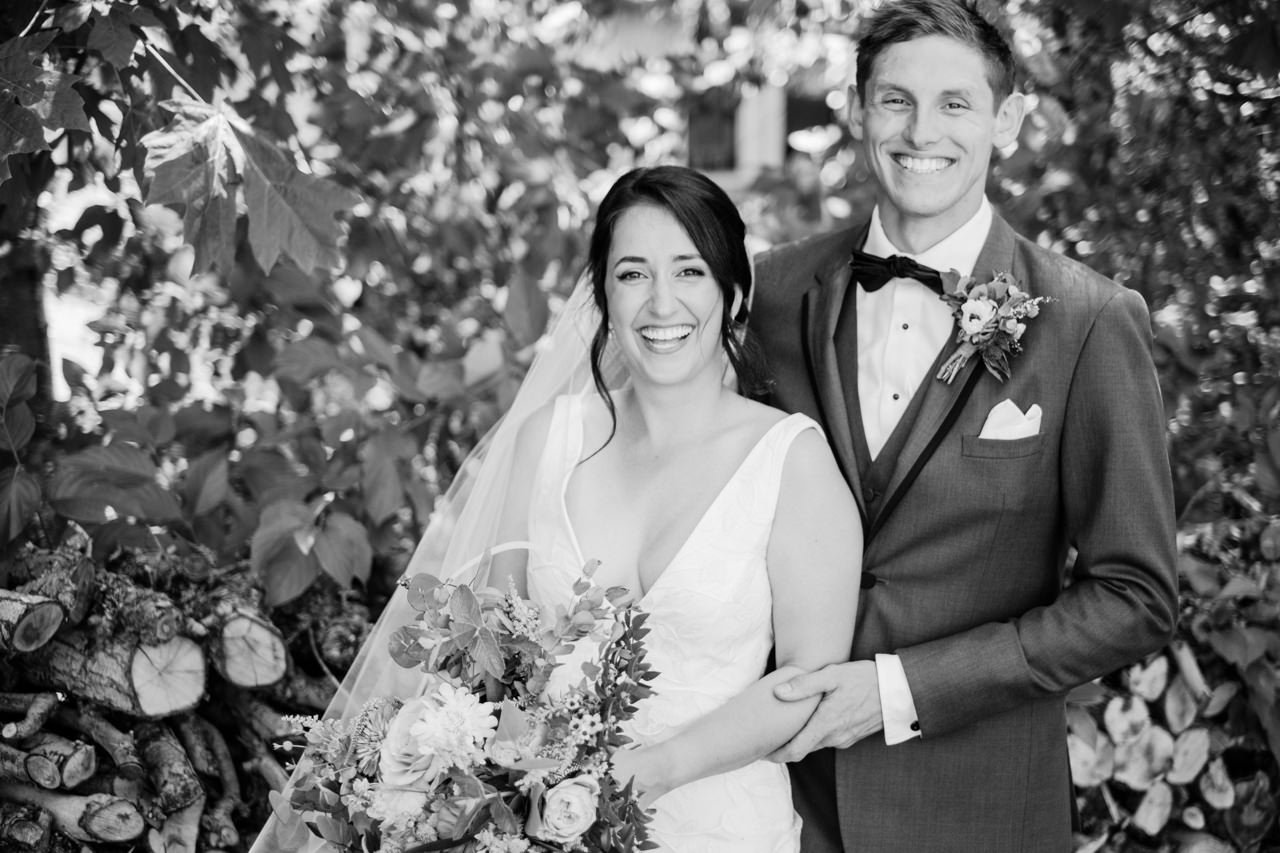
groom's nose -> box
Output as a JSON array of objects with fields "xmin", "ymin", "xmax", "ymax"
[{"xmin": 904, "ymin": 108, "xmax": 941, "ymax": 147}]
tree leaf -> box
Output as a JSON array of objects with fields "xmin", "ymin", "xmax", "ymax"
[
  {"xmin": 0, "ymin": 353, "xmax": 37, "ymax": 404},
  {"xmin": 0, "ymin": 466, "xmax": 40, "ymax": 544},
  {"xmin": 313, "ymin": 511, "xmax": 372, "ymax": 587},
  {"xmin": 87, "ymin": 9, "xmax": 138, "ymax": 68},
  {"xmin": 0, "ymin": 34, "xmax": 55, "ymax": 107},
  {"xmin": 142, "ymin": 101, "xmax": 241, "ymax": 274},
  {"xmin": 1207, "ymin": 625, "xmax": 1270, "ymax": 670},
  {"xmin": 184, "ymin": 449, "xmax": 230, "ymax": 516},
  {"xmin": 233, "ymin": 126, "xmax": 359, "ymax": 275},
  {"xmin": 59, "ymin": 445, "xmax": 157, "ymax": 487},
  {"xmin": 251, "ymin": 499, "xmax": 319, "ymax": 606},
  {"xmin": 275, "ymin": 337, "xmax": 344, "ymax": 386},
  {"xmin": 52, "ymin": 0, "xmax": 94, "ymax": 32},
  {"xmin": 361, "ymin": 432, "xmax": 406, "ymax": 526},
  {"xmin": 0, "ymin": 401, "xmax": 34, "ymax": 452},
  {"xmin": 0, "ymin": 100, "xmax": 46, "ymax": 184},
  {"xmin": 32, "ymin": 69, "xmax": 89, "ymax": 133}
]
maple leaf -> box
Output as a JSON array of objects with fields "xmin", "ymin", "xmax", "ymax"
[
  {"xmin": 88, "ymin": 8, "xmax": 139, "ymax": 68},
  {"xmin": 142, "ymin": 101, "xmax": 240, "ymax": 274},
  {"xmin": 232, "ymin": 128, "xmax": 360, "ymax": 275},
  {"xmin": 143, "ymin": 99, "xmax": 359, "ymax": 276},
  {"xmin": 0, "ymin": 34, "xmax": 86, "ymax": 183}
]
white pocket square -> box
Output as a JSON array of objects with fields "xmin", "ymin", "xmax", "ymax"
[{"xmin": 979, "ymin": 399, "xmax": 1042, "ymax": 440}]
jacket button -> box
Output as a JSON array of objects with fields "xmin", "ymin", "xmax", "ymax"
[{"xmin": 860, "ymin": 572, "xmax": 878, "ymax": 590}]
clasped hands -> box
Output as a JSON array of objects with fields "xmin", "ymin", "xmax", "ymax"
[{"xmin": 767, "ymin": 659, "xmax": 883, "ymax": 763}]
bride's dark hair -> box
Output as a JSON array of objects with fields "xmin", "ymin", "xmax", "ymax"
[{"xmin": 584, "ymin": 165, "xmax": 768, "ymax": 440}]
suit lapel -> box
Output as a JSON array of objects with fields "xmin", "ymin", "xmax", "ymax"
[
  {"xmin": 802, "ymin": 253, "xmax": 867, "ymax": 521},
  {"xmin": 871, "ymin": 215, "xmax": 1020, "ymax": 536}
]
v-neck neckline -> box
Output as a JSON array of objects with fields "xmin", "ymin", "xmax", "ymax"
[{"xmin": 558, "ymin": 398, "xmax": 793, "ymax": 603}]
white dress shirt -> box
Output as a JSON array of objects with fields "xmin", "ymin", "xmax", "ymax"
[{"xmin": 859, "ymin": 198, "xmax": 994, "ymax": 744}]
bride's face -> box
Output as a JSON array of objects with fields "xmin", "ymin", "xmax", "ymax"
[{"xmin": 604, "ymin": 204, "xmax": 726, "ymax": 390}]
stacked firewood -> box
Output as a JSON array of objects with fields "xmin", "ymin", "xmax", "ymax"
[{"xmin": 0, "ymin": 524, "xmax": 328, "ymax": 852}]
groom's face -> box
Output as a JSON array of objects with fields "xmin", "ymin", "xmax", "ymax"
[{"xmin": 849, "ymin": 34, "xmax": 1024, "ymax": 244}]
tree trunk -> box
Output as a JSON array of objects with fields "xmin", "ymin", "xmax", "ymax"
[
  {"xmin": 0, "ymin": 784, "xmax": 145, "ymax": 844},
  {"xmin": 134, "ymin": 722, "xmax": 203, "ymax": 814},
  {"xmin": 15, "ymin": 552, "xmax": 95, "ymax": 627},
  {"xmin": 90, "ymin": 573, "xmax": 187, "ymax": 645},
  {"xmin": 175, "ymin": 714, "xmax": 241, "ymax": 849},
  {"xmin": 0, "ymin": 692, "xmax": 63, "ymax": 740},
  {"xmin": 156, "ymin": 795, "xmax": 205, "ymax": 853},
  {"xmin": 0, "ymin": 590, "xmax": 64, "ymax": 653},
  {"xmin": 52, "ymin": 704, "xmax": 143, "ymax": 780},
  {"xmin": 0, "ymin": 741, "xmax": 60, "ymax": 789},
  {"xmin": 0, "ymin": 800, "xmax": 52, "ymax": 852},
  {"xmin": 18, "ymin": 733, "xmax": 96, "ymax": 790},
  {"xmin": 24, "ymin": 631, "xmax": 205, "ymax": 718},
  {"xmin": 0, "ymin": 233, "xmax": 51, "ymax": 414}
]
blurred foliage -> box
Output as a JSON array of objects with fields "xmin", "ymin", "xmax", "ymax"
[{"xmin": 0, "ymin": 0, "xmax": 1277, "ymax": 849}]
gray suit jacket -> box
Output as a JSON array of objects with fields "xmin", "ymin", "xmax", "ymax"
[{"xmin": 751, "ymin": 214, "xmax": 1178, "ymax": 853}]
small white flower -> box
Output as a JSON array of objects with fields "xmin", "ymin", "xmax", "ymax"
[{"xmin": 960, "ymin": 299, "xmax": 997, "ymax": 336}]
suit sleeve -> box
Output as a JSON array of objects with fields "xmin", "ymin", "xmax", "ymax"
[{"xmin": 897, "ymin": 287, "xmax": 1179, "ymax": 737}]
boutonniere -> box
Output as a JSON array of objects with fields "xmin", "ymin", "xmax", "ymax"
[{"xmin": 936, "ymin": 270, "xmax": 1054, "ymax": 384}]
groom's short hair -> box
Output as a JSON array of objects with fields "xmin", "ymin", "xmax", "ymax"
[{"xmin": 855, "ymin": 0, "xmax": 1017, "ymax": 103}]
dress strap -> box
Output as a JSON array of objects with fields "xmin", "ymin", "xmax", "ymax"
[{"xmin": 749, "ymin": 413, "xmax": 824, "ymax": 520}]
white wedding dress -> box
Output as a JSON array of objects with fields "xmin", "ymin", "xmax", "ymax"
[{"xmin": 526, "ymin": 393, "xmax": 816, "ymax": 852}]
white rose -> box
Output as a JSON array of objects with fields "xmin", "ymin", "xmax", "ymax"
[
  {"xmin": 379, "ymin": 697, "xmax": 448, "ymax": 790},
  {"xmin": 960, "ymin": 299, "xmax": 997, "ymax": 337},
  {"xmin": 526, "ymin": 776, "xmax": 600, "ymax": 844}
]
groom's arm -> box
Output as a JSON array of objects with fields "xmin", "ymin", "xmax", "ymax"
[{"xmin": 896, "ymin": 285, "xmax": 1178, "ymax": 737}]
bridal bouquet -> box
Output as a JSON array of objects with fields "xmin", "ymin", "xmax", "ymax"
[{"xmin": 282, "ymin": 563, "xmax": 656, "ymax": 852}]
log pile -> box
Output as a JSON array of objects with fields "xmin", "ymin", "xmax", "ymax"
[{"xmin": 0, "ymin": 525, "xmax": 306, "ymax": 851}]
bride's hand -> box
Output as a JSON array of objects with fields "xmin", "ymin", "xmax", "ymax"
[{"xmin": 610, "ymin": 746, "xmax": 668, "ymax": 809}]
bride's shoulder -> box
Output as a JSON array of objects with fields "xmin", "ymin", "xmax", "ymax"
[{"xmin": 726, "ymin": 396, "xmax": 808, "ymax": 435}]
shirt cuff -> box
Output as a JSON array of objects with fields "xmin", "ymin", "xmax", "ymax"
[{"xmin": 875, "ymin": 653, "xmax": 921, "ymax": 745}]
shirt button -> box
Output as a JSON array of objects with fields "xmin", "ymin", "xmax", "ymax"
[
  {"xmin": 892, "ymin": 393, "xmax": 900, "ymax": 401},
  {"xmin": 901, "ymin": 323, "xmax": 909, "ymax": 330},
  {"xmin": 910, "ymin": 721, "xmax": 920, "ymax": 732}
]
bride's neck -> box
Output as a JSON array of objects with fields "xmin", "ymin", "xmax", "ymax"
[{"xmin": 617, "ymin": 378, "xmax": 732, "ymax": 451}]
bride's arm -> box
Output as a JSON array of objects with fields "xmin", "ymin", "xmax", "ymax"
[{"xmin": 612, "ymin": 427, "xmax": 862, "ymax": 804}]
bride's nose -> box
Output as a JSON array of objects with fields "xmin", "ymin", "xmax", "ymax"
[{"xmin": 647, "ymin": 274, "xmax": 679, "ymax": 316}]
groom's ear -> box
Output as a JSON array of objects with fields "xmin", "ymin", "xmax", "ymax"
[
  {"xmin": 845, "ymin": 84, "xmax": 866, "ymax": 142},
  {"xmin": 992, "ymin": 91, "xmax": 1027, "ymax": 149}
]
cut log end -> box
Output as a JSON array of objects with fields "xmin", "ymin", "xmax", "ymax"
[
  {"xmin": 0, "ymin": 593, "xmax": 64, "ymax": 654},
  {"xmin": 214, "ymin": 613, "xmax": 287, "ymax": 688},
  {"xmin": 133, "ymin": 638, "xmax": 206, "ymax": 718}
]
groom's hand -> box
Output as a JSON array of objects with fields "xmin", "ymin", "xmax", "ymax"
[{"xmin": 767, "ymin": 660, "xmax": 883, "ymax": 762}]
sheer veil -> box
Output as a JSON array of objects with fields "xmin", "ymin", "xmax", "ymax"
[{"xmin": 251, "ymin": 273, "xmax": 626, "ymax": 852}]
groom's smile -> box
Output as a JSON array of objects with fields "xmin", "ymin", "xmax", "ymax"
[{"xmin": 891, "ymin": 154, "xmax": 954, "ymax": 174}]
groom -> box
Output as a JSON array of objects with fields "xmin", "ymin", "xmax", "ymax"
[{"xmin": 750, "ymin": 1, "xmax": 1178, "ymax": 850}]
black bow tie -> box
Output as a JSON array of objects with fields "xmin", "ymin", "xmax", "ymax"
[{"xmin": 849, "ymin": 249, "xmax": 944, "ymax": 294}]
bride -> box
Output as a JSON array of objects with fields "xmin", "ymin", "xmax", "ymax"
[{"xmin": 253, "ymin": 165, "xmax": 862, "ymax": 852}]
